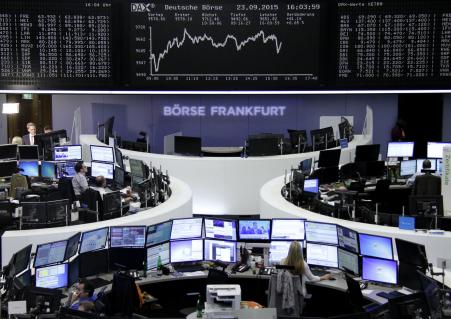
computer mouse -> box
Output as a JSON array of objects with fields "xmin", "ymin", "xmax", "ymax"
[{"xmin": 329, "ymin": 277, "xmax": 336, "ymax": 281}]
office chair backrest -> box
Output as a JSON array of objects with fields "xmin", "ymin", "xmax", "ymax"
[
  {"xmin": 412, "ymin": 174, "xmax": 441, "ymax": 196},
  {"xmin": 268, "ymin": 272, "xmax": 304, "ymax": 317},
  {"xmin": 107, "ymin": 272, "xmax": 140, "ymax": 317},
  {"xmin": 10, "ymin": 174, "xmax": 29, "ymax": 199},
  {"xmin": 340, "ymin": 163, "xmax": 357, "ymax": 181},
  {"xmin": 57, "ymin": 177, "xmax": 76, "ymax": 203},
  {"xmin": 207, "ymin": 269, "xmax": 229, "ymax": 285},
  {"xmin": 374, "ymin": 179, "xmax": 390, "ymax": 203}
]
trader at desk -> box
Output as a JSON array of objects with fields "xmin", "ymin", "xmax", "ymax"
[
  {"xmin": 66, "ymin": 279, "xmax": 96, "ymax": 310},
  {"xmin": 406, "ymin": 159, "xmax": 441, "ymax": 195},
  {"xmin": 91, "ymin": 175, "xmax": 134, "ymax": 203},
  {"xmin": 72, "ymin": 162, "xmax": 89, "ymax": 197}
]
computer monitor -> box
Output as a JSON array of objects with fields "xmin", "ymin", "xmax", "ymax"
[
  {"xmin": 34, "ymin": 240, "xmax": 68, "ymax": 268},
  {"xmin": 387, "ymin": 142, "xmax": 414, "ymax": 158},
  {"xmin": 337, "ymin": 225, "xmax": 359, "ymax": 254},
  {"xmin": 338, "ymin": 248, "xmax": 360, "ymax": 276},
  {"xmin": 90, "ymin": 145, "xmax": 114, "ymax": 163},
  {"xmin": 395, "ymin": 238, "xmax": 428, "ymax": 269},
  {"xmin": 409, "ymin": 195, "xmax": 443, "ymax": 216},
  {"xmin": 304, "ymin": 179, "xmax": 319, "ymax": 194},
  {"xmin": 79, "ymin": 227, "xmax": 109, "ymax": 253},
  {"xmin": 416, "ymin": 159, "xmax": 437, "ymax": 173},
  {"xmin": 110, "ymin": 226, "xmax": 146, "ymax": 248},
  {"xmin": 18, "ymin": 145, "xmax": 39, "ymax": 160},
  {"xmin": 65, "ymin": 232, "xmax": 81, "ymax": 261},
  {"xmin": 170, "ymin": 218, "xmax": 203, "ymax": 240},
  {"xmin": 12, "ymin": 244, "xmax": 32, "ymax": 277},
  {"xmin": 0, "ymin": 144, "xmax": 17, "ymax": 160},
  {"xmin": 318, "ymin": 149, "xmax": 341, "ymax": 168},
  {"xmin": 238, "ymin": 220, "xmax": 271, "ymax": 241},
  {"xmin": 427, "ymin": 142, "xmax": 451, "ymax": 159},
  {"xmin": 299, "ymin": 158, "xmax": 313, "ymax": 175},
  {"xmin": 0, "ymin": 160, "xmax": 18, "ymax": 178},
  {"xmin": 68, "ymin": 256, "xmax": 80, "ymax": 287},
  {"xmin": 204, "ymin": 239, "xmax": 237, "ymax": 263},
  {"xmin": 35, "ymin": 263, "xmax": 68, "ymax": 289},
  {"xmin": 417, "ymin": 270, "xmax": 440, "ymax": 317},
  {"xmin": 41, "ymin": 161, "xmax": 56, "ymax": 179},
  {"xmin": 47, "ymin": 199, "xmax": 69, "ymax": 222},
  {"xmin": 146, "ymin": 242, "xmax": 170, "ymax": 270},
  {"xmin": 174, "ymin": 136, "xmax": 202, "ymax": 156},
  {"xmin": 53, "ymin": 145, "xmax": 82, "ymax": 161},
  {"xmin": 115, "ymin": 147, "xmax": 124, "ymax": 169},
  {"xmin": 359, "ymin": 233, "xmax": 393, "ymax": 259},
  {"xmin": 400, "ymin": 160, "xmax": 417, "ymax": 177},
  {"xmin": 388, "ymin": 291, "xmax": 430, "ymax": 319},
  {"xmin": 57, "ymin": 161, "xmax": 77, "ymax": 178},
  {"xmin": 113, "ymin": 166, "xmax": 125, "ymax": 188},
  {"xmin": 355, "ymin": 144, "xmax": 380, "ymax": 162},
  {"xmin": 146, "ymin": 221, "xmax": 172, "ymax": 246},
  {"xmin": 170, "ymin": 239, "xmax": 204, "ymax": 263},
  {"xmin": 204, "ymin": 218, "xmax": 237, "ymax": 241},
  {"xmin": 19, "ymin": 161, "xmax": 39, "ymax": 177},
  {"xmin": 129, "ymin": 158, "xmax": 146, "ymax": 178},
  {"xmin": 78, "ymin": 249, "xmax": 109, "ymax": 277},
  {"xmin": 305, "ymin": 221, "xmax": 338, "ymax": 245},
  {"xmin": 91, "ymin": 161, "xmax": 114, "ymax": 180},
  {"xmin": 21, "ymin": 202, "xmax": 46, "ymax": 223},
  {"xmin": 271, "ymin": 219, "xmax": 305, "ymax": 240},
  {"xmin": 269, "ymin": 241, "xmax": 297, "ymax": 265},
  {"xmin": 362, "ymin": 256, "xmax": 397, "ymax": 285},
  {"xmin": 306, "ymin": 243, "xmax": 338, "ymax": 268}
]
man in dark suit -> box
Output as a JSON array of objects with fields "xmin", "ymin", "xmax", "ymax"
[
  {"xmin": 22, "ymin": 122, "xmax": 37, "ymax": 145},
  {"xmin": 412, "ymin": 159, "xmax": 441, "ymax": 196}
]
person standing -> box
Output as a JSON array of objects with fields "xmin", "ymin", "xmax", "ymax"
[{"xmin": 22, "ymin": 122, "xmax": 37, "ymax": 145}]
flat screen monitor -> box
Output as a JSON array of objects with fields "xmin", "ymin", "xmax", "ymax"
[
  {"xmin": 395, "ymin": 238, "xmax": 428, "ymax": 269},
  {"xmin": 437, "ymin": 159, "xmax": 442, "ymax": 175},
  {"xmin": 269, "ymin": 241, "xmax": 297, "ymax": 265},
  {"xmin": 362, "ymin": 256, "xmax": 398, "ymax": 285},
  {"xmin": 115, "ymin": 147, "xmax": 124, "ymax": 169},
  {"xmin": 110, "ymin": 226, "xmax": 146, "ymax": 248},
  {"xmin": 387, "ymin": 142, "xmax": 414, "ymax": 158},
  {"xmin": 338, "ymin": 248, "xmax": 360, "ymax": 276},
  {"xmin": 35, "ymin": 264, "xmax": 68, "ymax": 289},
  {"xmin": 238, "ymin": 220, "xmax": 271, "ymax": 241},
  {"xmin": 19, "ymin": 161, "xmax": 39, "ymax": 177},
  {"xmin": 57, "ymin": 161, "xmax": 76, "ymax": 178},
  {"xmin": 306, "ymin": 243, "xmax": 338, "ymax": 268},
  {"xmin": 146, "ymin": 221, "xmax": 172, "ymax": 246},
  {"xmin": 65, "ymin": 233, "xmax": 81, "ymax": 261},
  {"xmin": 34, "ymin": 240, "xmax": 68, "ymax": 268},
  {"xmin": 170, "ymin": 218, "xmax": 203, "ymax": 240},
  {"xmin": 337, "ymin": 225, "xmax": 359, "ymax": 254},
  {"xmin": 305, "ymin": 221, "xmax": 338, "ymax": 245},
  {"xmin": 299, "ymin": 158, "xmax": 313, "ymax": 175},
  {"xmin": 0, "ymin": 160, "xmax": 18, "ymax": 178},
  {"xmin": 427, "ymin": 142, "xmax": 451, "ymax": 159},
  {"xmin": 359, "ymin": 233, "xmax": 393, "ymax": 259},
  {"xmin": 271, "ymin": 219, "xmax": 305, "ymax": 240},
  {"xmin": 146, "ymin": 242, "xmax": 170, "ymax": 270},
  {"xmin": 355, "ymin": 144, "xmax": 380, "ymax": 162},
  {"xmin": 304, "ymin": 179, "xmax": 319, "ymax": 194},
  {"xmin": 204, "ymin": 239, "xmax": 237, "ymax": 263},
  {"xmin": 400, "ymin": 160, "xmax": 416, "ymax": 177},
  {"xmin": 409, "ymin": 195, "xmax": 443, "ymax": 216},
  {"xmin": 91, "ymin": 161, "xmax": 114, "ymax": 180},
  {"xmin": 68, "ymin": 257, "xmax": 79, "ymax": 287},
  {"xmin": 12, "ymin": 245, "xmax": 32, "ymax": 277},
  {"xmin": 318, "ymin": 149, "xmax": 341, "ymax": 168},
  {"xmin": 129, "ymin": 158, "xmax": 146, "ymax": 178},
  {"xmin": 79, "ymin": 227, "xmax": 109, "ymax": 254},
  {"xmin": 416, "ymin": 159, "xmax": 437, "ymax": 173},
  {"xmin": 113, "ymin": 166, "xmax": 125, "ymax": 187},
  {"xmin": 53, "ymin": 145, "xmax": 82, "ymax": 161},
  {"xmin": 204, "ymin": 218, "xmax": 237, "ymax": 241},
  {"xmin": 41, "ymin": 161, "xmax": 56, "ymax": 179},
  {"xmin": 18, "ymin": 145, "xmax": 39, "ymax": 160},
  {"xmin": 90, "ymin": 145, "xmax": 114, "ymax": 163},
  {"xmin": 174, "ymin": 136, "xmax": 202, "ymax": 156},
  {"xmin": 78, "ymin": 249, "xmax": 109, "ymax": 278},
  {"xmin": 0, "ymin": 144, "xmax": 17, "ymax": 160},
  {"xmin": 170, "ymin": 239, "xmax": 203, "ymax": 263}
]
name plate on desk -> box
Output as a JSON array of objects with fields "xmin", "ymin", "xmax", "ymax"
[
  {"xmin": 339, "ymin": 139, "xmax": 348, "ymax": 149},
  {"xmin": 399, "ymin": 216, "xmax": 415, "ymax": 230}
]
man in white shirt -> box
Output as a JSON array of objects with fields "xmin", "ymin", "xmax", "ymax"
[
  {"xmin": 91, "ymin": 175, "xmax": 108, "ymax": 199},
  {"xmin": 72, "ymin": 162, "xmax": 89, "ymax": 196},
  {"xmin": 406, "ymin": 159, "xmax": 440, "ymax": 187},
  {"xmin": 22, "ymin": 122, "xmax": 36, "ymax": 145}
]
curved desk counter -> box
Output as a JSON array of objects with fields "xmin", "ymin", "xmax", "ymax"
[
  {"xmin": 1, "ymin": 176, "xmax": 192, "ymax": 267},
  {"xmin": 81, "ymin": 134, "xmax": 372, "ymax": 215}
]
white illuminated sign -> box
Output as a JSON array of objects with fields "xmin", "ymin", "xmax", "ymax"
[{"xmin": 162, "ymin": 104, "xmax": 286, "ymax": 117}]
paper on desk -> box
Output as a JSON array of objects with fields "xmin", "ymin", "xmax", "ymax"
[
  {"xmin": 361, "ymin": 290, "xmax": 374, "ymax": 296},
  {"xmin": 183, "ymin": 271, "xmax": 206, "ymax": 277}
]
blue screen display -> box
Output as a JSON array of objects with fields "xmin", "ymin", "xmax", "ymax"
[
  {"xmin": 304, "ymin": 179, "xmax": 319, "ymax": 193},
  {"xmin": 362, "ymin": 257, "xmax": 397, "ymax": 285},
  {"xmin": 57, "ymin": 161, "xmax": 76, "ymax": 178},
  {"xmin": 146, "ymin": 221, "xmax": 172, "ymax": 246},
  {"xmin": 359, "ymin": 233, "xmax": 393, "ymax": 259},
  {"xmin": 35, "ymin": 264, "xmax": 68, "ymax": 289},
  {"xmin": 398, "ymin": 216, "xmax": 415, "ymax": 230},
  {"xmin": 204, "ymin": 218, "xmax": 237, "ymax": 241},
  {"xmin": 41, "ymin": 161, "xmax": 56, "ymax": 179},
  {"xmin": 238, "ymin": 220, "xmax": 271, "ymax": 240},
  {"xmin": 19, "ymin": 161, "xmax": 39, "ymax": 177}
]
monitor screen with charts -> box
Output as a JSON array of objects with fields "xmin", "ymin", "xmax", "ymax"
[
  {"xmin": 304, "ymin": 179, "xmax": 319, "ymax": 194},
  {"xmin": 170, "ymin": 239, "xmax": 203, "ymax": 263},
  {"xmin": 53, "ymin": 145, "xmax": 82, "ymax": 161},
  {"xmin": 65, "ymin": 233, "xmax": 81, "ymax": 261},
  {"xmin": 305, "ymin": 221, "xmax": 338, "ymax": 245},
  {"xmin": 110, "ymin": 226, "xmax": 146, "ymax": 248},
  {"xmin": 271, "ymin": 219, "xmax": 305, "ymax": 240},
  {"xmin": 416, "ymin": 159, "xmax": 437, "ymax": 173},
  {"xmin": 0, "ymin": 144, "xmax": 17, "ymax": 160},
  {"xmin": 146, "ymin": 221, "xmax": 172, "ymax": 246},
  {"xmin": 170, "ymin": 218, "xmax": 203, "ymax": 240},
  {"xmin": 90, "ymin": 145, "xmax": 114, "ymax": 163},
  {"xmin": 400, "ymin": 160, "xmax": 416, "ymax": 177},
  {"xmin": 204, "ymin": 218, "xmax": 237, "ymax": 241},
  {"xmin": 35, "ymin": 264, "xmax": 68, "ymax": 289},
  {"xmin": 387, "ymin": 142, "xmax": 414, "ymax": 158},
  {"xmin": 91, "ymin": 161, "xmax": 114, "ymax": 179},
  {"xmin": 19, "ymin": 161, "xmax": 39, "ymax": 177},
  {"xmin": 146, "ymin": 242, "xmax": 170, "ymax": 270},
  {"xmin": 238, "ymin": 220, "xmax": 271, "ymax": 241},
  {"xmin": 306, "ymin": 243, "xmax": 338, "ymax": 268},
  {"xmin": 204, "ymin": 239, "xmax": 237, "ymax": 263},
  {"xmin": 79, "ymin": 228, "xmax": 109, "ymax": 254},
  {"xmin": 338, "ymin": 248, "xmax": 360, "ymax": 276},
  {"xmin": 359, "ymin": 233, "xmax": 393, "ymax": 260},
  {"xmin": 337, "ymin": 225, "xmax": 359, "ymax": 254},
  {"xmin": 34, "ymin": 240, "xmax": 68, "ymax": 268},
  {"xmin": 41, "ymin": 161, "xmax": 56, "ymax": 179},
  {"xmin": 129, "ymin": 159, "xmax": 146, "ymax": 178},
  {"xmin": 57, "ymin": 161, "xmax": 77, "ymax": 178},
  {"xmin": 18, "ymin": 145, "xmax": 39, "ymax": 160},
  {"xmin": 269, "ymin": 241, "xmax": 298, "ymax": 265},
  {"xmin": 362, "ymin": 256, "xmax": 397, "ymax": 285},
  {"xmin": 427, "ymin": 142, "xmax": 451, "ymax": 159}
]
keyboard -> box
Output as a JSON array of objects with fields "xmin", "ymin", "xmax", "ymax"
[
  {"xmin": 311, "ymin": 269, "xmax": 330, "ymax": 277},
  {"xmin": 376, "ymin": 291, "xmax": 404, "ymax": 300},
  {"xmin": 173, "ymin": 264, "xmax": 205, "ymax": 273}
]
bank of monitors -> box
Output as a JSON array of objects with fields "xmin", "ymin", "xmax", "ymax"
[
  {"xmin": 90, "ymin": 145, "xmax": 114, "ymax": 163},
  {"xmin": 306, "ymin": 243, "xmax": 338, "ymax": 268},
  {"xmin": 387, "ymin": 142, "xmax": 414, "ymax": 158},
  {"xmin": 362, "ymin": 256, "xmax": 398, "ymax": 285},
  {"xmin": 79, "ymin": 227, "xmax": 109, "ymax": 254},
  {"xmin": 359, "ymin": 233, "xmax": 393, "ymax": 260},
  {"xmin": 427, "ymin": 142, "xmax": 451, "ymax": 159},
  {"xmin": 19, "ymin": 161, "xmax": 39, "ymax": 177},
  {"xmin": 305, "ymin": 221, "xmax": 338, "ymax": 245},
  {"xmin": 146, "ymin": 221, "xmax": 172, "ymax": 246},
  {"xmin": 0, "ymin": 160, "xmax": 18, "ymax": 178},
  {"xmin": 35, "ymin": 264, "xmax": 68, "ymax": 289},
  {"xmin": 337, "ymin": 225, "xmax": 359, "ymax": 254},
  {"xmin": 416, "ymin": 159, "xmax": 437, "ymax": 173},
  {"xmin": 204, "ymin": 239, "xmax": 237, "ymax": 263},
  {"xmin": 338, "ymin": 248, "xmax": 360, "ymax": 276},
  {"xmin": 65, "ymin": 233, "xmax": 81, "ymax": 261},
  {"xmin": 91, "ymin": 161, "xmax": 114, "ymax": 180},
  {"xmin": 41, "ymin": 161, "xmax": 56, "ymax": 179},
  {"xmin": 110, "ymin": 226, "xmax": 146, "ymax": 248},
  {"xmin": 18, "ymin": 145, "xmax": 39, "ymax": 160},
  {"xmin": 170, "ymin": 239, "xmax": 203, "ymax": 263},
  {"xmin": 271, "ymin": 219, "xmax": 305, "ymax": 241},
  {"xmin": 146, "ymin": 242, "xmax": 170, "ymax": 270},
  {"xmin": 53, "ymin": 145, "xmax": 82, "ymax": 161},
  {"xmin": 400, "ymin": 160, "xmax": 416, "ymax": 177},
  {"xmin": 204, "ymin": 218, "xmax": 237, "ymax": 241},
  {"xmin": 0, "ymin": 144, "xmax": 17, "ymax": 160},
  {"xmin": 269, "ymin": 241, "xmax": 296, "ymax": 265},
  {"xmin": 238, "ymin": 220, "xmax": 271, "ymax": 241},
  {"xmin": 34, "ymin": 240, "xmax": 68, "ymax": 268},
  {"xmin": 170, "ymin": 218, "xmax": 203, "ymax": 240},
  {"xmin": 355, "ymin": 144, "xmax": 380, "ymax": 162}
]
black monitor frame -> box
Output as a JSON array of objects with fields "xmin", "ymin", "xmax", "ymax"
[
  {"xmin": 90, "ymin": 145, "xmax": 115, "ymax": 163},
  {"xmin": 337, "ymin": 225, "xmax": 359, "ymax": 254},
  {"xmin": 174, "ymin": 136, "xmax": 202, "ymax": 157},
  {"xmin": 355, "ymin": 144, "xmax": 380, "ymax": 163},
  {"xmin": 318, "ymin": 148, "xmax": 341, "ymax": 168},
  {"xmin": 237, "ymin": 219, "xmax": 272, "ymax": 242},
  {"xmin": 34, "ymin": 239, "xmax": 68, "ymax": 268},
  {"xmin": 0, "ymin": 144, "xmax": 18, "ymax": 160},
  {"xmin": 0, "ymin": 160, "xmax": 18, "ymax": 178},
  {"xmin": 388, "ymin": 291, "xmax": 430, "ymax": 319},
  {"xmin": 79, "ymin": 227, "xmax": 109, "ymax": 254},
  {"xmin": 65, "ymin": 232, "xmax": 81, "ymax": 261},
  {"xmin": 53, "ymin": 144, "xmax": 82, "ymax": 162},
  {"xmin": 409, "ymin": 195, "xmax": 444, "ymax": 217},
  {"xmin": 114, "ymin": 146, "xmax": 124, "ymax": 169},
  {"xmin": 18, "ymin": 145, "xmax": 40, "ymax": 160},
  {"xmin": 270, "ymin": 218, "xmax": 306, "ymax": 241},
  {"xmin": 146, "ymin": 220, "xmax": 173, "ymax": 247},
  {"xmin": 78, "ymin": 249, "xmax": 109, "ymax": 278},
  {"xmin": 395, "ymin": 238, "xmax": 428, "ymax": 270},
  {"xmin": 109, "ymin": 225, "xmax": 146, "ymax": 249}
]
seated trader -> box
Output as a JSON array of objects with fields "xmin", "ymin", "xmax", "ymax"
[
  {"xmin": 67, "ymin": 279, "xmax": 96, "ymax": 310},
  {"xmin": 72, "ymin": 162, "xmax": 89, "ymax": 197},
  {"xmin": 91, "ymin": 175, "xmax": 133, "ymax": 202},
  {"xmin": 406, "ymin": 160, "xmax": 441, "ymax": 194}
]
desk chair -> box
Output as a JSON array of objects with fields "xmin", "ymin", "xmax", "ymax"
[
  {"xmin": 105, "ymin": 272, "xmax": 141, "ymax": 317},
  {"xmin": 10, "ymin": 173, "xmax": 29, "ymax": 199},
  {"xmin": 57, "ymin": 177, "xmax": 76, "ymax": 204},
  {"xmin": 412, "ymin": 173, "xmax": 441, "ymax": 196},
  {"xmin": 268, "ymin": 272, "xmax": 304, "ymax": 318},
  {"xmin": 80, "ymin": 188, "xmax": 101, "ymax": 221},
  {"xmin": 372, "ymin": 179, "xmax": 391, "ymax": 214},
  {"xmin": 288, "ymin": 129, "xmax": 308, "ymax": 154},
  {"xmin": 339, "ymin": 163, "xmax": 358, "ymax": 181}
]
